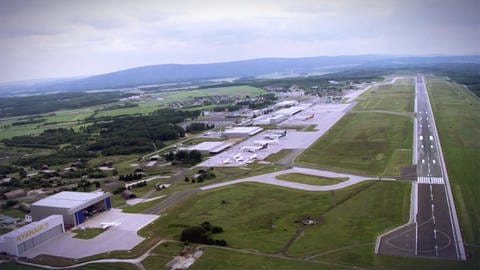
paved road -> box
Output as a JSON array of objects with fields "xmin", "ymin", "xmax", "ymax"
[
  {"xmin": 377, "ymin": 75, "xmax": 465, "ymax": 260},
  {"xmin": 200, "ymin": 166, "xmax": 388, "ymax": 192}
]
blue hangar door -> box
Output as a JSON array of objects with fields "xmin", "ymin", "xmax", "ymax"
[
  {"xmin": 75, "ymin": 211, "xmax": 85, "ymax": 225},
  {"xmin": 105, "ymin": 197, "xmax": 112, "ymax": 210}
]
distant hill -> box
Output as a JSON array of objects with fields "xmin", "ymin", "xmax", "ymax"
[{"xmin": 1, "ymin": 55, "xmax": 479, "ymax": 96}]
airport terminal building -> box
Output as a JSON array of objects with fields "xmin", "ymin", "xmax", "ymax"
[
  {"xmin": 0, "ymin": 215, "xmax": 64, "ymax": 256},
  {"xmin": 31, "ymin": 191, "xmax": 112, "ymax": 227}
]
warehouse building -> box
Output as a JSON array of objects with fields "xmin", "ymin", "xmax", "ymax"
[
  {"xmin": 253, "ymin": 114, "xmax": 289, "ymax": 125},
  {"xmin": 187, "ymin": 141, "xmax": 233, "ymax": 154},
  {"xmin": 222, "ymin": 127, "xmax": 263, "ymax": 138},
  {"xmin": 0, "ymin": 215, "xmax": 64, "ymax": 256},
  {"xmin": 31, "ymin": 191, "xmax": 111, "ymax": 228},
  {"xmin": 275, "ymin": 105, "xmax": 306, "ymax": 116},
  {"xmin": 274, "ymin": 100, "xmax": 298, "ymax": 109}
]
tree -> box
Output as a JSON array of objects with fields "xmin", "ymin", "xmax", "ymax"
[
  {"xmin": 175, "ymin": 150, "xmax": 188, "ymax": 161},
  {"xmin": 180, "ymin": 226, "xmax": 208, "ymax": 243},
  {"xmin": 165, "ymin": 151, "xmax": 175, "ymax": 162},
  {"xmin": 189, "ymin": 150, "xmax": 202, "ymax": 163}
]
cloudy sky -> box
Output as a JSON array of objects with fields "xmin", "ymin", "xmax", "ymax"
[{"xmin": 0, "ymin": 0, "xmax": 479, "ymax": 82}]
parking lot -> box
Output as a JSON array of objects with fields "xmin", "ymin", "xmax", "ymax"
[
  {"xmin": 22, "ymin": 209, "xmax": 158, "ymax": 259},
  {"xmin": 198, "ymin": 103, "xmax": 351, "ymax": 167}
]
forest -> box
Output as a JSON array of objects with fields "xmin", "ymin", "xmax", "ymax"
[
  {"xmin": 0, "ymin": 91, "xmax": 134, "ymax": 117},
  {"xmin": 8, "ymin": 108, "xmax": 205, "ymax": 168}
]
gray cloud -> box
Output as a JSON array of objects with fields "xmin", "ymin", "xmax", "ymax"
[{"xmin": 0, "ymin": 0, "xmax": 479, "ymax": 82}]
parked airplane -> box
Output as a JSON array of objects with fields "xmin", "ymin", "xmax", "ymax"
[{"xmin": 303, "ymin": 113, "xmax": 314, "ymax": 120}]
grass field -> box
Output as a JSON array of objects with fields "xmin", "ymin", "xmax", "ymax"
[
  {"xmin": 142, "ymin": 242, "xmax": 183, "ymax": 270},
  {"xmin": 297, "ymin": 112, "xmax": 413, "ymax": 176},
  {"xmin": 426, "ymin": 78, "xmax": 480, "ymax": 252},
  {"xmin": 190, "ymin": 248, "xmax": 332, "ymax": 270},
  {"xmin": 94, "ymin": 100, "xmax": 165, "ymax": 118},
  {"xmin": 147, "ymin": 182, "xmax": 373, "ymax": 254},
  {"xmin": 276, "ymin": 173, "xmax": 347, "ymax": 185},
  {"xmin": 354, "ymin": 83, "xmax": 414, "ymax": 113},
  {"xmin": 0, "ymin": 85, "xmax": 264, "ymax": 140},
  {"xmin": 72, "ymin": 228, "xmax": 106, "ymax": 239},
  {"xmin": 157, "ymin": 85, "xmax": 266, "ymax": 104},
  {"xmin": 287, "ymin": 182, "xmax": 411, "ymax": 258},
  {"xmin": 264, "ymin": 149, "xmax": 294, "ymax": 162}
]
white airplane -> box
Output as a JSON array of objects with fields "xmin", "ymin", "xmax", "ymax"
[
  {"xmin": 265, "ymin": 134, "xmax": 281, "ymax": 140},
  {"xmin": 253, "ymin": 140, "xmax": 277, "ymax": 146},
  {"xmin": 241, "ymin": 146, "xmax": 262, "ymax": 153},
  {"xmin": 100, "ymin": 221, "xmax": 120, "ymax": 229},
  {"xmin": 249, "ymin": 154, "xmax": 257, "ymax": 160}
]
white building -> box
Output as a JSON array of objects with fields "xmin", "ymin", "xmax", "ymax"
[
  {"xmin": 274, "ymin": 100, "xmax": 298, "ymax": 109},
  {"xmin": 187, "ymin": 141, "xmax": 233, "ymax": 154},
  {"xmin": 252, "ymin": 114, "xmax": 289, "ymax": 125},
  {"xmin": 31, "ymin": 191, "xmax": 111, "ymax": 227},
  {"xmin": 0, "ymin": 215, "xmax": 64, "ymax": 256},
  {"xmin": 222, "ymin": 127, "xmax": 263, "ymax": 138}
]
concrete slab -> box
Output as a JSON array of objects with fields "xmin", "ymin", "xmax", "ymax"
[
  {"xmin": 197, "ymin": 103, "xmax": 350, "ymax": 167},
  {"xmin": 21, "ymin": 209, "xmax": 159, "ymax": 259}
]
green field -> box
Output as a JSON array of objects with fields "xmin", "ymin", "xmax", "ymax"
[
  {"xmin": 141, "ymin": 242, "xmax": 184, "ymax": 270},
  {"xmin": 94, "ymin": 100, "xmax": 165, "ymax": 118},
  {"xmin": 276, "ymin": 173, "xmax": 347, "ymax": 185},
  {"xmin": 288, "ymin": 182, "xmax": 410, "ymax": 258},
  {"xmin": 297, "ymin": 112, "xmax": 413, "ymax": 176},
  {"xmin": 157, "ymin": 85, "xmax": 266, "ymax": 104},
  {"xmin": 148, "ymin": 182, "xmax": 373, "ymax": 253},
  {"xmin": 426, "ymin": 78, "xmax": 480, "ymax": 253},
  {"xmin": 0, "ymin": 85, "xmax": 265, "ymax": 140},
  {"xmin": 354, "ymin": 83, "xmax": 414, "ymax": 113},
  {"xmin": 190, "ymin": 248, "xmax": 332, "ymax": 270},
  {"xmin": 264, "ymin": 149, "xmax": 294, "ymax": 162}
]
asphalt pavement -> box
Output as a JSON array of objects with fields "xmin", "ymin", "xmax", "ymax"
[{"xmin": 377, "ymin": 75, "xmax": 464, "ymax": 260}]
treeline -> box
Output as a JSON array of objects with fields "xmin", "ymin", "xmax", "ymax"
[
  {"xmin": 86, "ymin": 109, "xmax": 200, "ymax": 155},
  {"xmin": 185, "ymin": 123, "xmax": 214, "ymax": 133},
  {"xmin": 0, "ymin": 91, "xmax": 134, "ymax": 118},
  {"xmin": 211, "ymin": 93, "xmax": 277, "ymax": 112},
  {"xmin": 119, "ymin": 173, "xmax": 144, "ymax": 182},
  {"xmin": 7, "ymin": 108, "xmax": 201, "ymax": 168},
  {"xmin": 11, "ymin": 118, "xmax": 46, "ymax": 126},
  {"xmin": 14, "ymin": 146, "xmax": 97, "ymax": 169},
  {"xmin": 181, "ymin": 221, "xmax": 227, "ymax": 246},
  {"xmin": 165, "ymin": 150, "xmax": 202, "ymax": 165},
  {"xmin": 423, "ymin": 63, "xmax": 480, "ymax": 97},
  {"xmin": 2, "ymin": 128, "xmax": 88, "ymax": 149}
]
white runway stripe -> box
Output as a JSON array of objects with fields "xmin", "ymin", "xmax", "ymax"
[{"xmin": 417, "ymin": 177, "xmax": 444, "ymax": 185}]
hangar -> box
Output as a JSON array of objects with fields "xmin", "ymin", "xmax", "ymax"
[
  {"xmin": 0, "ymin": 215, "xmax": 64, "ymax": 256},
  {"xmin": 187, "ymin": 141, "xmax": 233, "ymax": 154},
  {"xmin": 31, "ymin": 191, "xmax": 111, "ymax": 228},
  {"xmin": 222, "ymin": 126, "xmax": 263, "ymax": 138}
]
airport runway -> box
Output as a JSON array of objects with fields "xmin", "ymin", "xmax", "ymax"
[{"xmin": 377, "ymin": 75, "xmax": 465, "ymax": 260}]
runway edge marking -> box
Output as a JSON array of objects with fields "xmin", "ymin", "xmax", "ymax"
[{"xmin": 423, "ymin": 75, "xmax": 466, "ymax": 260}]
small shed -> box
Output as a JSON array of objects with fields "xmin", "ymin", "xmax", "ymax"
[
  {"xmin": 121, "ymin": 190, "xmax": 136, "ymax": 200},
  {"xmin": 3, "ymin": 189, "xmax": 26, "ymax": 200}
]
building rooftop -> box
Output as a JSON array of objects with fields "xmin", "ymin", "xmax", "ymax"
[
  {"xmin": 188, "ymin": 141, "xmax": 232, "ymax": 152},
  {"xmin": 275, "ymin": 100, "xmax": 298, "ymax": 107},
  {"xmin": 276, "ymin": 104, "xmax": 309, "ymax": 116},
  {"xmin": 1, "ymin": 215, "xmax": 63, "ymax": 239},
  {"xmin": 32, "ymin": 191, "xmax": 109, "ymax": 209},
  {"xmin": 223, "ymin": 126, "xmax": 263, "ymax": 135}
]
